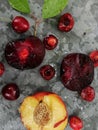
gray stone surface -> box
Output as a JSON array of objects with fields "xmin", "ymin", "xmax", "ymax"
[{"xmin": 0, "ymin": 0, "xmax": 98, "ymax": 130}]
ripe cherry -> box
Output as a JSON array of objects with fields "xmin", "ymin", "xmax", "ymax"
[
  {"xmin": 80, "ymin": 86, "xmax": 95, "ymax": 102},
  {"xmin": 43, "ymin": 34, "xmax": 58, "ymax": 50},
  {"xmin": 69, "ymin": 116, "xmax": 83, "ymax": 130},
  {"xmin": 12, "ymin": 16, "xmax": 29, "ymax": 33},
  {"xmin": 58, "ymin": 13, "xmax": 74, "ymax": 32},
  {"xmin": 5, "ymin": 36, "xmax": 45, "ymax": 70},
  {"xmin": 40, "ymin": 65, "xmax": 55, "ymax": 80},
  {"xmin": 2, "ymin": 83, "xmax": 20, "ymax": 100},
  {"xmin": 0, "ymin": 62, "xmax": 5, "ymax": 76},
  {"xmin": 89, "ymin": 50, "xmax": 98, "ymax": 67}
]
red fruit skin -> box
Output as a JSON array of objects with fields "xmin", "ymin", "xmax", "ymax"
[
  {"xmin": 69, "ymin": 116, "xmax": 83, "ymax": 130},
  {"xmin": 2, "ymin": 83, "xmax": 20, "ymax": 100},
  {"xmin": 0, "ymin": 62, "xmax": 5, "ymax": 76},
  {"xmin": 61, "ymin": 53, "xmax": 94, "ymax": 91},
  {"xmin": 40, "ymin": 65, "xmax": 55, "ymax": 80},
  {"xmin": 89, "ymin": 50, "xmax": 98, "ymax": 67},
  {"xmin": 12, "ymin": 16, "xmax": 29, "ymax": 33},
  {"xmin": 5, "ymin": 36, "xmax": 45, "ymax": 70},
  {"xmin": 43, "ymin": 34, "xmax": 58, "ymax": 50},
  {"xmin": 58, "ymin": 13, "xmax": 74, "ymax": 32},
  {"xmin": 81, "ymin": 86, "xmax": 95, "ymax": 102}
]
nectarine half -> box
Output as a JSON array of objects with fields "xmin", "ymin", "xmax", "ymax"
[{"xmin": 19, "ymin": 92, "xmax": 68, "ymax": 130}]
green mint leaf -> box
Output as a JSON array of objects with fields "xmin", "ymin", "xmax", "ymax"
[
  {"xmin": 42, "ymin": 0, "xmax": 69, "ymax": 19},
  {"xmin": 42, "ymin": 0, "xmax": 68, "ymax": 19},
  {"xmin": 8, "ymin": 0, "xmax": 30, "ymax": 13}
]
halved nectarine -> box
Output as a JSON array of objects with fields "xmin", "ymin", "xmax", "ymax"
[{"xmin": 19, "ymin": 92, "xmax": 68, "ymax": 130}]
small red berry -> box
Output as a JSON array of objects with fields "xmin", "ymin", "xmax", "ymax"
[
  {"xmin": 40, "ymin": 65, "xmax": 55, "ymax": 80},
  {"xmin": 58, "ymin": 13, "xmax": 74, "ymax": 32},
  {"xmin": 89, "ymin": 50, "xmax": 98, "ymax": 67},
  {"xmin": 43, "ymin": 34, "xmax": 58, "ymax": 50},
  {"xmin": 0, "ymin": 62, "xmax": 5, "ymax": 76},
  {"xmin": 69, "ymin": 116, "xmax": 83, "ymax": 130},
  {"xmin": 12, "ymin": 16, "xmax": 29, "ymax": 33},
  {"xmin": 80, "ymin": 86, "xmax": 95, "ymax": 102},
  {"xmin": 2, "ymin": 83, "xmax": 20, "ymax": 101}
]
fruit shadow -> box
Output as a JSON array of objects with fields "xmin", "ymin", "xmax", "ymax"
[
  {"xmin": 32, "ymin": 85, "xmax": 52, "ymax": 94},
  {"xmin": 69, "ymin": 109, "xmax": 80, "ymax": 117}
]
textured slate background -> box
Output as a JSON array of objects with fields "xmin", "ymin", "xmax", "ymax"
[{"xmin": 0, "ymin": 0, "xmax": 98, "ymax": 130}]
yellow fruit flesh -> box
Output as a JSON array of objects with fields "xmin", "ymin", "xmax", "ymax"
[
  {"xmin": 42, "ymin": 94, "xmax": 68, "ymax": 130},
  {"xmin": 19, "ymin": 94, "xmax": 68, "ymax": 130}
]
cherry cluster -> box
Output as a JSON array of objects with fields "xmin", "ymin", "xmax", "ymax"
[
  {"xmin": 1, "ymin": 13, "xmax": 74, "ymax": 101},
  {"xmin": 0, "ymin": 12, "xmax": 98, "ymax": 130}
]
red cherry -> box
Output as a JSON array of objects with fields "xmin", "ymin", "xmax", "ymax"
[
  {"xmin": 0, "ymin": 62, "xmax": 5, "ymax": 76},
  {"xmin": 89, "ymin": 50, "xmax": 98, "ymax": 67},
  {"xmin": 5, "ymin": 36, "xmax": 45, "ymax": 70},
  {"xmin": 69, "ymin": 116, "xmax": 83, "ymax": 130},
  {"xmin": 2, "ymin": 83, "xmax": 20, "ymax": 100},
  {"xmin": 40, "ymin": 65, "xmax": 55, "ymax": 80},
  {"xmin": 12, "ymin": 16, "xmax": 29, "ymax": 33},
  {"xmin": 58, "ymin": 13, "xmax": 74, "ymax": 32},
  {"xmin": 43, "ymin": 34, "xmax": 58, "ymax": 50},
  {"xmin": 80, "ymin": 86, "xmax": 95, "ymax": 102}
]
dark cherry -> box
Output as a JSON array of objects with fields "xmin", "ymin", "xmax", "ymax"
[
  {"xmin": 0, "ymin": 62, "xmax": 5, "ymax": 76},
  {"xmin": 89, "ymin": 50, "xmax": 98, "ymax": 67},
  {"xmin": 69, "ymin": 116, "xmax": 83, "ymax": 130},
  {"xmin": 5, "ymin": 36, "xmax": 45, "ymax": 70},
  {"xmin": 43, "ymin": 34, "xmax": 58, "ymax": 50},
  {"xmin": 58, "ymin": 13, "xmax": 74, "ymax": 32},
  {"xmin": 12, "ymin": 16, "xmax": 29, "ymax": 33},
  {"xmin": 60, "ymin": 53, "xmax": 94, "ymax": 91},
  {"xmin": 80, "ymin": 86, "xmax": 95, "ymax": 102},
  {"xmin": 40, "ymin": 65, "xmax": 55, "ymax": 80},
  {"xmin": 2, "ymin": 83, "xmax": 20, "ymax": 100}
]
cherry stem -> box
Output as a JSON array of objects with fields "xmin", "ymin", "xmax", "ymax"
[
  {"xmin": 0, "ymin": 17, "xmax": 11, "ymax": 23},
  {"xmin": 30, "ymin": 14, "xmax": 43, "ymax": 36}
]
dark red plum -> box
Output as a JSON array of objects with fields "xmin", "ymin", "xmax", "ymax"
[
  {"xmin": 60, "ymin": 53, "xmax": 94, "ymax": 91},
  {"xmin": 5, "ymin": 36, "xmax": 45, "ymax": 70}
]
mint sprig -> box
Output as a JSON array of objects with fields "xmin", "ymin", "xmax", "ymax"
[
  {"xmin": 42, "ymin": 0, "xmax": 69, "ymax": 19},
  {"xmin": 8, "ymin": 0, "xmax": 30, "ymax": 14}
]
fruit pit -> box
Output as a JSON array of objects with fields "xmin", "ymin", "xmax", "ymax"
[{"xmin": 33, "ymin": 101, "xmax": 52, "ymax": 126}]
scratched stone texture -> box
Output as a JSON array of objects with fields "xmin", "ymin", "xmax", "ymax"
[{"xmin": 0, "ymin": 0, "xmax": 98, "ymax": 130}]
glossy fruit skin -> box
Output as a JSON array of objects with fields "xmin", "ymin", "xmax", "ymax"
[
  {"xmin": 69, "ymin": 116, "xmax": 83, "ymax": 130},
  {"xmin": 80, "ymin": 86, "xmax": 95, "ymax": 102},
  {"xmin": 43, "ymin": 34, "xmax": 58, "ymax": 50},
  {"xmin": 5, "ymin": 36, "xmax": 45, "ymax": 70},
  {"xmin": 58, "ymin": 13, "xmax": 74, "ymax": 32},
  {"xmin": 40, "ymin": 65, "xmax": 55, "ymax": 80},
  {"xmin": 12, "ymin": 16, "xmax": 29, "ymax": 33},
  {"xmin": 2, "ymin": 83, "xmax": 20, "ymax": 100},
  {"xmin": 60, "ymin": 53, "xmax": 94, "ymax": 91},
  {"xmin": 0, "ymin": 62, "xmax": 5, "ymax": 76},
  {"xmin": 89, "ymin": 50, "xmax": 98, "ymax": 67}
]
